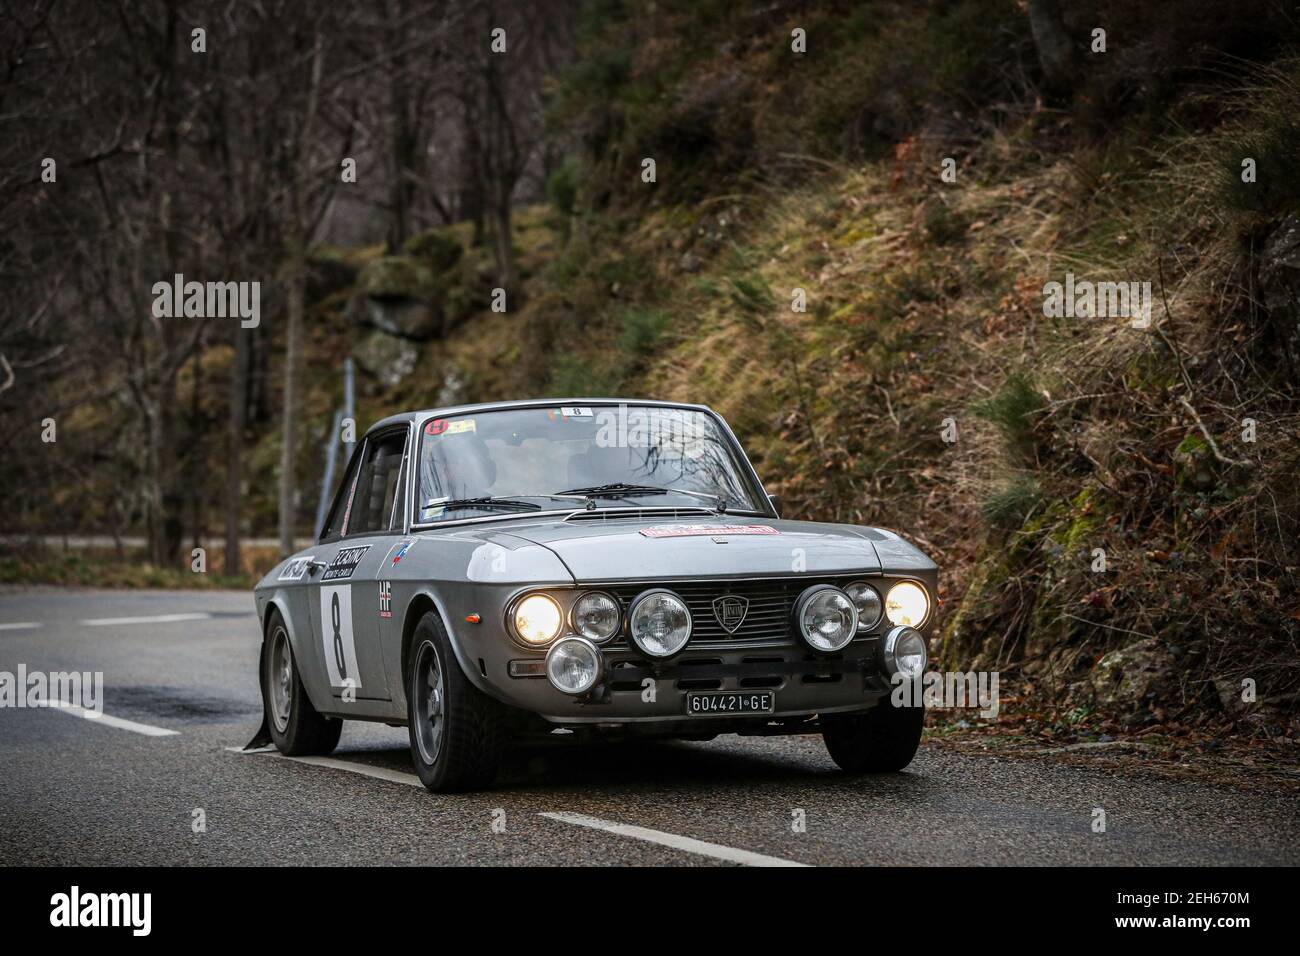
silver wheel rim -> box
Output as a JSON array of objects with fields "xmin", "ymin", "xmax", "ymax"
[
  {"xmin": 413, "ymin": 640, "xmax": 445, "ymax": 766},
  {"xmin": 269, "ymin": 626, "xmax": 293, "ymax": 734}
]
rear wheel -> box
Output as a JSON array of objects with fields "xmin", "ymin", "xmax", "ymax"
[
  {"xmin": 822, "ymin": 698, "xmax": 923, "ymax": 773},
  {"xmin": 407, "ymin": 611, "xmax": 507, "ymax": 792},
  {"xmin": 261, "ymin": 609, "xmax": 342, "ymax": 756}
]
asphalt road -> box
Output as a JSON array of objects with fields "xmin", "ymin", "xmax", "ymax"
[{"xmin": 1, "ymin": 589, "xmax": 1296, "ymax": 866}]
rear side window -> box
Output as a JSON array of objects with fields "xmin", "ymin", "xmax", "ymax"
[
  {"xmin": 347, "ymin": 430, "xmax": 409, "ymax": 535},
  {"xmin": 320, "ymin": 443, "xmax": 364, "ymax": 541}
]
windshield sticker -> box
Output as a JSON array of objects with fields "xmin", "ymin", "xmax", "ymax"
[
  {"xmin": 278, "ymin": 556, "xmax": 312, "ymax": 581},
  {"xmin": 425, "ymin": 418, "xmax": 475, "ymax": 436},
  {"xmin": 560, "ymin": 406, "xmax": 594, "ymax": 419},
  {"xmin": 640, "ymin": 525, "xmax": 779, "ymax": 538},
  {"xmin": 322, "ymin": 545, "xmax": 371, "ymax": 581},
  {"xmin": 420, "ymin": 496, "xmax": 448, "ymax": 520}
]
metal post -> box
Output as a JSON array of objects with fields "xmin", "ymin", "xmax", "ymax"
[
  {"xmin": 314, "ymin": 409, "xmax": 344, "ymax": 539},
  {"xmin": 343, "ymin": 357, "xmax": 355, "ymax": 455}
]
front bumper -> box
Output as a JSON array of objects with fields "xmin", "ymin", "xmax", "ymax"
[{"xmin": 499, "ymin": 639, "xmax": 894, "ymax": 727}]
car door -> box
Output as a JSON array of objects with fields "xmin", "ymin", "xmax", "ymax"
[{"xmin": 305, "ymin": 426, "xmax": 408, "ymax": 704}]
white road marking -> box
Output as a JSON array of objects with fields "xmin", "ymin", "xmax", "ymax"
[
  {"xmin": 0, "ymin": 622, "xmax": 41, "ymax": 631},
  {"xmin": 539, "ymin": 811, "xmax": 811, "ymax": 867},
  {"xmin": 247, "ymin": 751, "xmax": 425, "ymax": 787},
  {"xmin": 45, "ymin": 699, "xmax": 179, "ymax": 737},
  {"xmin": 81, "ymin": 612, "xmax": 211, "ymax": 627},
  {"xmin": 237, "ymin": 752, "xmax": 806, "ymax": 866}
]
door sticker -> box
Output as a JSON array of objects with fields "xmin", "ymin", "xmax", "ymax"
[
  {"xmin": 320, "ymin": 585, "xmax": 363, "ymax": 690},
  {"xmin": 378, "ymin": 581, "xmax": 392, "ymax": 619},
  {"xmin": 278, "ymin": 556, "xmax": 312, "ymax": 581},
  {"xmin": 322, "ymin": 544, "xmax": 370, "ymax": 581}
]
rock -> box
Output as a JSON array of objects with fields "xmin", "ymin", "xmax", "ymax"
[
  {"xmin": 360, "ymin": 255, "xmax": 434, "ymax": 300},
  {"xmin": 1172, "ymin": 432, "xmax": 1217, "ymax": 491},
  {"xmin": 1213, "ymin": 677, "xmax": 1252, "ymax": 715},
  {"xmin": 363, "ymin": 297, "xmax": 440, "ymax": 340},
  {"xmin": 305, "ymin": 252, "xmax": 359, "ymax": 303},
  {"xmin": 356, "ymin": 256, "xmax": 440, "ymax": 339},
  {"xmin": 1258, "ymin": 213, "xmax": 1300, "ymax": 362},
  {"xmin": 1088, "ymin": 637, "xmax": 1178, "ymax": 714},
  {"xmin": 402, "ymin": 228, "xmax": 464, "ymax": 274},
  {"xmin": 352, "ymin": 330, "xmax": 418, "ymax": 389}
]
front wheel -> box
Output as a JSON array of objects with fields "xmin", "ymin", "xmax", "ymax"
[
  {"xmin": 406, "ymin": 611, "xmax": 507, "ymax": 792},
  {"xmin": 261, "ymin": 609, "xmax": 342, "ymax": 756},
  {"xmin": 822, "ymin": 698, "xmax": 924, "ymax": 773}
]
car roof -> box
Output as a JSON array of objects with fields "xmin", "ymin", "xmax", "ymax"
[{"xmin": 365, "ymin": 398, "xmax": 718, "ymax": 436}]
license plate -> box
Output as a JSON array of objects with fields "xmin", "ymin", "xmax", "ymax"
[{"xmin": 685, "ymin": 691, "xmax": 775, "ymax": 716}]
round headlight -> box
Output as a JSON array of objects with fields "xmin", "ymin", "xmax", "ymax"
[
  {"xmin": 627, "ymin": 590, "xmax": 692, "ymax": 658},
  {"xmin": 885, "ymin": 581, "xmax": 930, "ymax": 627},
  {"xmin": 794, "ymin": 585, "xmax": 858, "ymax": 654},
  {"xmin": 512, "ymin": 593, "xmax": 563, "ymax": 645},
  {"xmin": 571, "ymin": 591, "xmax": 621, "ymax": 643},
  {"xmin": 845, "ymin": 581, "xmax": 884, "ymax": 631},
  {"xmin": 883, "ymin": 625, "xmax": 928, "ymax": 678},
  {"xmin": 545, "ymin": 636, "xmax": 603, "ymax": 695}
]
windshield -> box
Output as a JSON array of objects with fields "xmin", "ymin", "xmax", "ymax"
[{"xmin": 414, "ymin": 404, "xmax": 765, "ymax": 522}]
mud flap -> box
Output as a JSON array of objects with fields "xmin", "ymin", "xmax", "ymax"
[
  {"xmin": 241, "ymin": 715, "xmax": 273, "ymax": 752},
  {"xmin": 242, "ymin": 637, "xmax": 274, "ymax": 752}
]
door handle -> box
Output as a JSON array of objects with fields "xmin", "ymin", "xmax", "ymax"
[{"xmin": 306, "ymin": 559, "xmax": 329, "ymax": 577}]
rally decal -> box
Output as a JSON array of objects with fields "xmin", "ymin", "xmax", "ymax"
[
  {"xmin": 639, "ymin": 525, "xmax": 780, "ymax": 538},
  {"xmin": 321, "ymin": 544, "xmax": 370, "ymax": 581},
  {"xmin": 278, "ymin": 556, "xmax": 312, "ymax": 581},
  {"xmin": 425, "ymin": 418, "xmax": 476, "ymax": 436},
  {"xmin": 385, "ymin": 537, "xmax": 417, "ymax": 566},
  {"xmin": 320, "ymin": 585, "xmax": 362, "ymax": 690},
  {"xmin": 378, "ymin": 581, "xmax": 392, "ymax": 619}
]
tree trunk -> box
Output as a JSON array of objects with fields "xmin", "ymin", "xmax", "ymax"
[
  {"xmin": 490, "ymin": 190, "xmax": 517, "ymax": 296},
  {"xmin": 277, "ymin": 237, "xmax": 305, "ymax": 558},
  {"xmin": 1027, "ymin": 0, "xmax": 1076, "ymax": 94},
  {"xmin": 224, "ymin": 323, "xmax": 248, "ymax": 575}
]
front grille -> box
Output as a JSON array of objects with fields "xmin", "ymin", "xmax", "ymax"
[{"xmin": 603, "ymin": 576, "xmax": 864, "ymax": 647}]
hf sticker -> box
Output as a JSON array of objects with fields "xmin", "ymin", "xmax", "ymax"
[
  {"xmin": 378, "ymin": 581, "xmax": 392, "ymax": 618},
  {"xmin": 320, "ymin": 585, "xmax": 362, "ymax": 690}
]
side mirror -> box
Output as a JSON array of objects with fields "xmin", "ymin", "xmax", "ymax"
[{"xmin": 767, "ymin": 493, "xmax": 782, "ymax": 517}]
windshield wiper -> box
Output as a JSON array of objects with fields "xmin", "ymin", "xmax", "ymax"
[
  {"xmin": 556, "ymin": 483, "xmax": 727, "ymax": 511},
  {"xmin": 435, "ymin": 496, "xmax": 543, "ymax": 513}
]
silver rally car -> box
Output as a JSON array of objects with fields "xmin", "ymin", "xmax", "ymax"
[{"xmin": 253, "ymin": 399, "xmax": 938, "ymax": 791}]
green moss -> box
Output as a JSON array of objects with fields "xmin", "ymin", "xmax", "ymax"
[
  {"xmin": 359, "ymin": 256, "xmax": 435, "ymax": 300},
  {"xmin": 973, "ymin": 372, "xmax": 1043, "ymax": 461},
  {"xmin": 402, "ymin": 229, "xmax": 464, "ymax": 273}
]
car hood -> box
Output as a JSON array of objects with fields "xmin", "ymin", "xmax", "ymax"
[{"xmin": 498, "ymin": 514, "xmax": 896, "ymax": 582}]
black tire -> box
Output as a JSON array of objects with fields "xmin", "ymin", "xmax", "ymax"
[
  {"xmin": 406, "ymin": 611, "xmax": 507, "ymax": 792},
  {"xmin": 261, "ymin": 608, "xmax": 343, "ymax": 756},
  {"xmin": 822, "ymin": 697, "xmax": 924, "ymax": 773}
]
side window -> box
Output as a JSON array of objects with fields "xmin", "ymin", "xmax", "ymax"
[
  {"xmin": 347, "ymin": 430, "xmax": 409, "ymax": 535},
  {"xmin": 320, "ymin": 441, "xmax": 366, "ymax": 541}
]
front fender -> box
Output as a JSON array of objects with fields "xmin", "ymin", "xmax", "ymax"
[{"xmin": 259, "ymin": 587, "xmax": 334, "ymax": 715}]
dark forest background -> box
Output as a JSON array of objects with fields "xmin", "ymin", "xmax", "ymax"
[{"xmin": 3, "ymin": 0, "xmax": 1299, "ymax": 742}]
